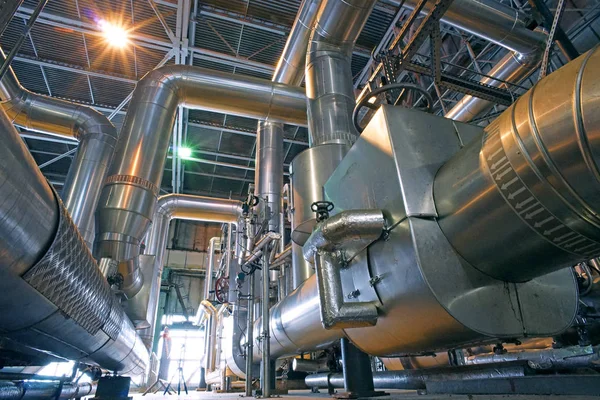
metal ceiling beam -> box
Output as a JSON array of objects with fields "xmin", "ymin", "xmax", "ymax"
[{"xmin": 188, "ymin": 121, "xmax": 308, "ymax": 146}]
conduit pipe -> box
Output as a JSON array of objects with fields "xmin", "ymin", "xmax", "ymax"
[
  {"xmin": 0, "ymin": 106, "xmax": 147, "ymax": 375},
  {"xmin": 0, "ymin": 49, "xmax": 118, "ymax": 246},
  {"xmin": 255, "ymin": 0, "xmax": 322, "ymax": 232},
  {"xmin": 95, "ymin": 66, "xmax": 306, "ymax": 302},
  {"xmin": 139, "ymin": 194, "xmax": 242, "ymax": 349}
]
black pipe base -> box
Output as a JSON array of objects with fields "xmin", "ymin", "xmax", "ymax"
[{"xmin": 92, "ymin": 376, "xmax": 131, "ymax": 400}]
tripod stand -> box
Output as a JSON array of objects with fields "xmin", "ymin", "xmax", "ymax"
[{"xmin": 163, "ymin": 344, "xmax": 188, "ymax": 395}]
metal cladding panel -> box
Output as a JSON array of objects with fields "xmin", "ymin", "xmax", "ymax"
[
  {"xmin": 324, "ymin": 106, "xmax": 483, "ymax": 223},
  {"xmin": 323, "ymin": 106, "xmax": 578, "ymax": 356},
  {"xmin": 23, "ymin": 202, "xmax": 112, "ymax": 335}
]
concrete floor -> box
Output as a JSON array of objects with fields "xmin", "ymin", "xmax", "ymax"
[{"xmin": 131, "ymin": 389, "xmax": 600, "ymax": 400}]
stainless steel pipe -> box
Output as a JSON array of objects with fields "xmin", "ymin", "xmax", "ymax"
[
  {"xmin": 261, "ymin": 251, "xmax": 272, "ymax": 397},
  {"xmin": 0, "ymin": 381, "xmax": 96, "ymax": 400},
  {"xmin": 0, "ymin": 48, "xmax": 117, "ymax": 247},
  {"xmin": 306, "ymin": 0, "xmax": 377, "ymax": 147},
  {"xmin": 95, "ymin": 65, "xmax": 306, "ymax": 266},
  {"xmin": 254, "ymin": 0, "xmax": 321, "ymax": 233},
  {"xmin": 305, "ymin": 364, "xmax": 529, "ymax": 390},
  {"xmin": 435, "ymin": 46, "xmax": 600, "ymax": 282},
  {"xmin": 0, "ymin": 106, "xmax": 147, "ymax": 375},
  {"xmin": 205, "ymin": 237, "xmax": 221, "ymax": 302}
]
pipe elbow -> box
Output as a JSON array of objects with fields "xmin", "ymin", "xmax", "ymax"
[
  {"xmin": 155, "ymin": 194, "xmax": 178, "ymax": 220},
  {"xmin": 73, "ymin": 106, "xmax": 118, "ymax": 143}
]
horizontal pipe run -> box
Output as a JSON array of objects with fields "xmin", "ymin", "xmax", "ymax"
[
  {"xmin": 0, "ymin": 381, "xmax": 96, "ymax": 400},
  {"xmin": 465, "ymin": 346, "xmax": 600, "ymax": 369},
  {"xmin": 305, "ymin": 363, "xmax": 530, "ymax": 390}
]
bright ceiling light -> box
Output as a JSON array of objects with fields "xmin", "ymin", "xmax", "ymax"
[
  {"xmin": 99, "ymin": 20, "xmax": 129, "ymax": 48},
  {"xmin": 178, "ymin": 147, "xmax": 193, "ymax": 160}
]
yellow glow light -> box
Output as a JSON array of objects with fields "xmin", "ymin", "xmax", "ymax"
[{"xmin": 99, "ymin": 20, "xmax": 129, "ymax": 48}]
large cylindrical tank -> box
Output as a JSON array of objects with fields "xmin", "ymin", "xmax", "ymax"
[{"xmin": 435, "ymin": 46, "xmax": 600, "ymax": 282}]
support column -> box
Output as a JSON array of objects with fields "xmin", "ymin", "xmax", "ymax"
[{"xmin": 337, "ymin": 338, "xmax": 386, "ymax": 399}]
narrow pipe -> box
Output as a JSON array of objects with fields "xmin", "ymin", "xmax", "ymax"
[
  {"xmin": 205, "ymin": 238, "xmax": 221, "ymax": 302},
  {"xmin": 305, "ymin": 364, "xmax": 529, "ymax": 390},
  {"xmin": 0, "ymin": 48, "xmax": 118, "ymax": 247},
  {"xmin": 140, "ymin": 194, "xmax": 242, "ymax": 349},
  {"xmin": 0, "ymin": 106, "xmax": 147, "ymax": 375},
  {"xmin": 261, "ymin": 251, "xmax": 271, "ymax": 398},
  {"xmin": 465, "ymin": 345, "xmax": 600, "ymax": 369},
  {"xmin": 254, "ymin": 0, "xmax": 322, "ymax": 233},
  {"xmin": 245, "ymin": 273, "xmax": 255, "ymax": 396}
]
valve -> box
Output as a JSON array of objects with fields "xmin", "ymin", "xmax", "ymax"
[{"xmin": 311, "ymin": 201, "xmax": 334, "ymax": 223}]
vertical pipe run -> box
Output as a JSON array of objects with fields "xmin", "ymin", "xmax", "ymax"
[
  {"xmin": 226, "ymin": 223, "xmax": 233, "ymax": 277},
  {"xmin": 245, "ymin": 273, "xmax": 255, "ymax": 396},
  {"xmin": 205, "ymin": 238, "xmax": 221, "ymax": 302},
  {"xmin": 261, "ymin": 251, "xmax": 271, "ymax": 397}
]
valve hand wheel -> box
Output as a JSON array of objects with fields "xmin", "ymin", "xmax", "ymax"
[
  {"xmin": 353, "ymin": 83, "xmax": 434, "ymax": 133},
  {"xmin": 214, "ymin": 276, "xmax": 229, "ymax": 303}
]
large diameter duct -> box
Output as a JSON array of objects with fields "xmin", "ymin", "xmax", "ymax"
[
  {"xmin": 95, "ymin": 65, "xmax": 306, "ymax": 292},
  {"xmin": 289, "ymin": 0, "xmax": 377, "ymax": 288},
  {"xmin": 0, "ymin": 49, "xmax": 117, "ymax": 246},
  {"xmin": 435, "ymin": 46, "xmax": 600, "ymax": 282},
  {"xmin": 257, "ymin": 49, "xmax": 600, "ymax": 361},
  {"xmin": 255, "ymin": 0, "xmax": 321, "ymax": 232},
  {"xmin": 0, "ymin": 107, "xmax": 147, "ymax": 375},
  {"xmin": 139, "ymin": 194, "xmax": 242, "ymax": 348},
  {"xmin": 306, "ymin": 0, "xmax": 377, "ymax": 147}
]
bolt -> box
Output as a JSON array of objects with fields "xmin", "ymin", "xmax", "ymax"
[
  {"xmin": 369, "ymin": 275, "xmax": 383, "ymax": 286},
  {"xmin": 347, "ymin": 289, "xmax": 360, "ymax": 299}
]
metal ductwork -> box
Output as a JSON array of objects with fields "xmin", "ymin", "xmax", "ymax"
[
  {"xmin": 138, "ymin": 194, "xmax": 242, "ymax": 349},
  {"xmin": 94, "ymin": 66, "xmax": 306, "ymax": 296},
  {"xmin": 253, "ymin": 47, "xmax": 600, "ymax": 362},
  {"xmin": 254, "ymin": 0, "xmax": 322, "ymax": 232},
  {"xmin": 435, "ymin": 45, "xmax": 600, "ymax": 282},
  {"xmin": 288, "ymin": 0, "xmax": 378, "ymax": 290},
  {"xmin": 384, "ymin": 0, "xmax": 547, "ymax": 122},
  {"xmin": 0, "ymin": 49, "xmax": 118, "ymax": 247},
  {"xmin": 0, "ymin": 106, "xmax": 147, "ymax": 375}
]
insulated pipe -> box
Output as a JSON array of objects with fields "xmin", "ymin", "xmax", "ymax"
[
  {"xmin": 0, "ymin": 107, "xmax": 147, "ymax": 375},
  {"xmin": 136, "ymin": 194, "xmax": 242, "ymax": 349},
  {"xmin": 254, "ymin": 0, "xmax": 322, "ymax": 232},
  {"xmin": 261, "ymin": 251, "xmax": 272, "ymax": 397},
  {"xmin": 306, "ymin": 0, "xmax": 378, "ymax": 147},
  {"xmin": 0, "ymin": 381, "xmax": 96, "ymax": 400},
  {"xmin": 305, "ymin": 364, "xmax": 529, "ymax": 390},
  {"xmin": 382, "ymin": 0, "xmax": 547, "ymax": 123},
  {"xmin": 444, "ymin": 51, "xmax": 540, "ymax": 122},
  {"xmin": 205, "ymin": 238, "xmax": 222, "ymax": 303},
  {"xmin": 435, "ymin": 46, "xmax": 600, "ymax": 282},
  {"xmin": 0, "ymin": 49, "xmax": 118, "ymax": 247},
  {"xmin": 95, "ymin": 65, "xmax": 306, "ymax": 265}
]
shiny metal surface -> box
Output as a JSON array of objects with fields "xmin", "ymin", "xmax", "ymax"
[
  {"xmin": 435, "ymin": 46, "xmax": 600, "ymax": 282},
  {"xmin": 261, "ymin": 252, "xmax": 271, "ymax": 397},
  {"xmin": 95, "ymin": 64, "xmax": 306, "ymax": 264},
  {"xmin": 205, "ymin": 238, "xmax": 221, "ymax": 302},
  {"xmin": 138, "ymin": 194, "xmax": 242, "ymax": 348},
  {"xmin": 291, "ymin": 242, "xmax": 312, "ymax": 289},
  {"xmin": 122, "ymin": 255, "xmax": 155, "ymax": 329},
  {"xmin": 290, "ymin": 144, "xmax": 349, "ymax": 245},
  {"xmin": 252, "ymin": 274, "xmax": 343, "ymax": 361},
  {"xmin": 325, "ymin": 106, "xmax": 577, "ymax": 356},
  {"xmin": 292, "ymin": 357, "xmax": 329, "ymax": 372},
  {"xmin": 118, "ymin": 257, "xmax": 145, "ymax": 299},
  {"xmin": 389, "ymin": 0, "xmax": 545, "ymax": 55},
  {"xmin": 0, "ymin": 49, "xmax": 117, "ymax": 247},
  {"xmin": 306, "ymin": 0, "xmax": 377, "ymax": 147},
  {"xmin": 302, "ymin": 210, "xmax": 384, "ymax": 329},
  {"xmin": 445, "ymin": 51, "xmax": 541, "ymax": 122},
  {"xmin": 0, "ymin": 381, "xmax": 96, "ymax": 400},
  {"xmin": 255, "ymin": 121, "xmax": 284, "ymax": 232},
  {"xmin": 305, "ymin": 364, "xmax": 528, "ymax": 390},
  {"xmin": 0, "ymin": 107, "xmax": 148, "ymax": 375},
  {"xmin": 465, "ymin": 345, "xmax": 600, "ymax": 370}
]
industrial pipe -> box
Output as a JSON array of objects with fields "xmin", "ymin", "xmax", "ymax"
[
  {"xmin": 305, "ymin": 363, "xmax": 530, "ymax": 390},
  {"xmin": 136, "ymin": 194, "xmax": 242, "ymax": 349},
  {"xmin": 306, "ymin": 0, "xmax": 378, "ymax": 147},
  {"xmin": 95, "ymin": 65, "xmax": 306, "ymax": 276},
  {"xmin": 254, "ymin": 0, "xmax": 322, "ymax": 232},
  {"xmin": 0, "ymin": 381, "xmax": 96, "ymax": 400},
  {"xmin": 435, "ymin": 46, "xmax": 600, "ymax": 282},
  {"xmin": 0, "ymin": 106, "xmax": 147, "ymax": 375},
  {"xmin": 0, "ymin": 48, "xmax": 118, "ymax": 247},
  {"xmin": 205, "ymin": 237, "xmax": 222, "ymax": 303},
  {"xmin": 303, "ymin": 210, "xmax": 385, "ymax": 329}
]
